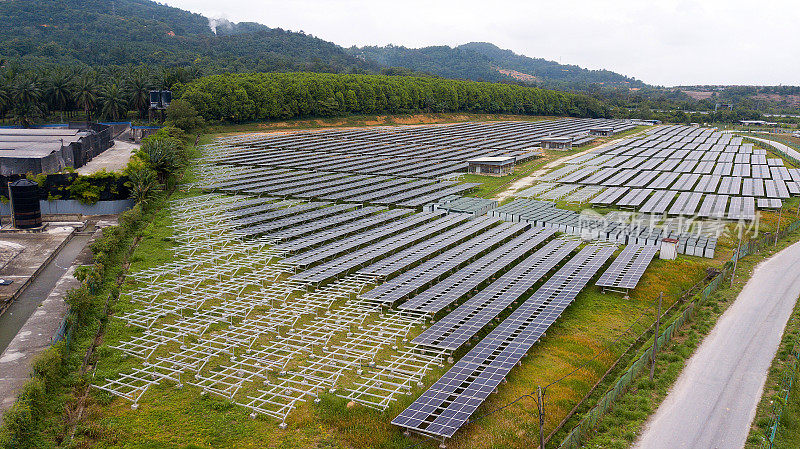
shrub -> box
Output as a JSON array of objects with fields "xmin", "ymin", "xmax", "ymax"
[{"xmin": 165, "ymin": 98, "xmax": 204, "ymax": 131}]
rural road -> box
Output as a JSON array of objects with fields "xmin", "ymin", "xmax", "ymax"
[
  {"xmin": 633, "ymin": 240, "xmax": 800, "ymax": 449},
  {"xmin": 744, "ymin": 135, "xmax": 800, "ymax": 161}
]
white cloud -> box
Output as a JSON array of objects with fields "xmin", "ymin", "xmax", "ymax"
[{"xmin": 161, "ymin": 0, "xmax": 800, "ymax": 86}]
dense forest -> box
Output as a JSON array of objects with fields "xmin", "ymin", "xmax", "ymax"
[
  {"xmin": 178, "ymin": 72, "xmax": 610, "ymax": 122},
  {"xmin": 0, "ymin": 0, "xmax": 375, "ymax": 73},
  {"xmin": 0, "ymin": 0, "xmax": 642, "ymax": 87},
  {"xmin": 351, "ymin": 43, "xmax": 646, "ymax": 88},
  {"xmin": 0, "ymin": 0, "xmax": 792, "ymax": 126}
]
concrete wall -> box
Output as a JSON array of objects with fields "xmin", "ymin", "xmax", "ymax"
[{"xmin": 0, "ymin": 199, "xmax": 133, "ymax": 216}]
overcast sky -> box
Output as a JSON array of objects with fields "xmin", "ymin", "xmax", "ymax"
[{"xmin": 162, "ymin": 0, "xmax": 799, "ymax": 86}]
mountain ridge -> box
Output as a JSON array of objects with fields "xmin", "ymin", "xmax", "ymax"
[{"xmin": 0, "ymin": 0, "xmax": 646, "ymax": 88}]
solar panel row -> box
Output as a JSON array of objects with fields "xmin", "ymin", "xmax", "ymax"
[{"xmin": 392, "ymin": 243, "xmax": 617, "ymax": 438}]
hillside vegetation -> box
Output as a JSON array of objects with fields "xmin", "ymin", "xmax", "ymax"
[
  {"xmin": 0, "ymin": 0, "xmax": 642, "ymax": 89},
  {"xmin": 352, "ymin": 43, "xmax": 645, "ymax": 88},
  {"xmin": 0, "ymin": 0, "xmax": 375, "ymax": 73}
]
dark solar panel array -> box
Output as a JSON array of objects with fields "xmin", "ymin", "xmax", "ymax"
[
  {"xmin": 398, "ymin": 227, "xmax": 558, "ymax": 313},
  {"xmin": 230, "ymin": 202, "xmax": 326, "ymax": 228},
  {"xmin": 360, "ymin": 222, "xmax": 530, "ymax": 304},
  {"xmin": 412, "ymin": 237, "xmax": 582, "ymax": 351},
  {"xmin": 236, "ymin": 203, "xmax": 356, "ymax": 236},
  {"xmin": 260, "ymin": 206, "xmax": 387, "ymax": 242},
  {"xmin": 540, "ymin": 125, "xmax": 799, "ymax": 216},
  {"xmin": 596, "ymin": 244, "xmax": 658, "ymax": 290},
  {"xmin": 357, "ymin": 216, "xmax": 503, "ymax": 278},
  {"xmin": 281, "ymin": 212, "xmax": 437, "ymax": 267},
  {"xmin": 290, "ymin": 214, "xmax": 471, "ymax": 283},
  {"xmin": 392, "ymin": 243, "xmax": 617, "ymax": 439}
]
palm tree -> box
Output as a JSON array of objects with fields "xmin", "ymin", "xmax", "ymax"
[
  {"xmin": 11, "ymin": 101, "xmax": 43, "ymax": 128},
  {"xmin": 10, "ymin": 76, "xmax": 44, "ymax": 127},
  {"xmin": 126, "ymin": 72, "xmax": 151, "ymax": 118},
  {"xmin": 0, "ymin": 85, "xmax": 9, "ymax": 120},
  {"xmin": 46, "ymin": 71, "xmax": 73, "ymax": 122},
  {"xmin": 73, "ymin": 76, "xmax": 98, "ymax": 122},
  {"xmin": 99, "ymin": 83, "xmax": 128, "ymax": 121},
  {"xmin": 12, "ymin": 76, "xmax": 42, "ymax": 106},
  {"xmin": 127, "ymin": 166, "xmax": 158, "ymax": 203}
]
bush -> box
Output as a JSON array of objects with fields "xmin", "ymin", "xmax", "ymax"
[
  {"xmin": 137, "ymin": 127, "xmax": 189, "ymax": 186},
  {"xmin": 67, "ymin": 170, "xmax": 123, "ymax": 205},
  {"xmin": 165, "ymin": 98, "xmax": 204, "ymax": 131}
]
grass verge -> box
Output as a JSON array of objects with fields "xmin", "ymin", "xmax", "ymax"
[
  {"xmin": 571, "ymin": 224, "xmax": 800, "ymax": 449},
  {"xmin": 744, "ymin": 294, "xmax": 800, "ymax": 448}
]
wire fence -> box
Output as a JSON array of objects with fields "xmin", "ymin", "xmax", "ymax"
[
  {"xmin": 760, "ymin": 343, "xmax": 800, "ymax": 449},
  {"xmin": 739, "ymin": 134, "xmax": 800, "ymax": 168},
  {"xmin": 557, "ymin": 215, "xmax": 800, "ymax": 449}
]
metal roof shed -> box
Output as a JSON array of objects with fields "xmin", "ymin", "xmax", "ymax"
[{"xmin": 466, "ymin": 156, "xmax": 516, "ymax": 176}]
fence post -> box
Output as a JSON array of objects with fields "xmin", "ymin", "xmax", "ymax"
[
  {"xmin": 732, "ymin": 228, "xmax": 742, "ymax": 288},
  {"xmin": 775, "ymin": 208, "xmax": 782, "ymax": 246},
  {"xmin": 538, "ymin": 386, "xmax": 546, "ymax": 449},
  {"xmin": 650, "ymin": 292, "xmax": 663, "ymax": 381}
]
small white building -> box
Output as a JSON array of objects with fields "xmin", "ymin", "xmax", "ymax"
[
  {"xmin": 589, "ymin": 126, "xmax": 614, "ymax": 137},
  {"xmin": 660, "ymin": 237, "xmax": 678, "ymax": 260},
  {"xmin": 539, "ymin": 136, "xmax": 574, "ymax": 150},
  {"xmin": 467, "ymin": 156, "xmax": 516, "ymax": 176}
]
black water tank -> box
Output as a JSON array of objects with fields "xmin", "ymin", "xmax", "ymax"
[{"xmin": 9, "ymin": 179, "xmax": 42, "ymax": 229}]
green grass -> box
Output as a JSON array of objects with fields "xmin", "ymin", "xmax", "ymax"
[
  {"xmin": 774, "ymin": 373, "xmax": 800, "ymax": 449},
  {"xmin": 744, "ymin": 294, "xmax": 800, "ymax": 448}
]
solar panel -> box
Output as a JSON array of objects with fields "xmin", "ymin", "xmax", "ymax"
[
  {"xmin": 398, "ymin": 228, "xmax": 557, "ymax": 313},
  {"xmin": 360, "ymin": 222, "xmax": 530, "ymax": 304},
  {"xmin": 596, "ymin": 244, "xmax": 658, "ymax": 290},
  {"xmin": 357, "ymin": 216, "xmax": 502, "ymax": 278},
  {"xmin": 639, "ymin": 190, "xmax": 676, "ymax": 214},
  {"xmin": 235, "ymin": 203, "xmax": 356, "ymax": 236},
  {"xmin": 591, "ymin": 187, "xmax": 629, "ymax": 205},
  {"xmin": 392, "ymin": 243, "xmax": 616, "ymax": 439},
  {"xmin": 668, "ymin": 192, "xmax": 703, "ymax": 216},
  {"xmin": 411, "ymin": 237, "xmax": 582, "ymax": 350},
  {"xmin": 290, "ymin": 214, "xmax": 470, "ymax": 283},
  {"xmin": 271, "ymin": 208, "xmax": 411, "ymax": 253},
  {"xmin": 757, "ymin": 198, "xmax": 782, "ymax": 209},
  {"xmin": 281, "ymin": 212, "xmax": 437, "ymax": 267},
  {"xmin": 617, "ymin": 189, "xmax": 653, "ymax": 208}
]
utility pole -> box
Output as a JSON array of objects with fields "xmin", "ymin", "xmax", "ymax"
[
  {"xmin": 650, "ymin": 292, "xmax": 663, "ymax": 381},
  {"xmin": 731, "ymin": 227, "xmax": 743, "ymax": 288},
  {"xmin": 537, "ymin": 386, "xmax": 545, "ymax": 449},
  {"xmin": 775, "ymin": 207, "xmax": 783, "ymax": 246}
]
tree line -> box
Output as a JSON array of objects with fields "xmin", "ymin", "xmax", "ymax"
[
  {"xmin": 0, "ymin": 64, "xmax": 196, "ymax": 127},
  {"xmin": 178, "ymin": 72, "xmax": 611, "ymax": 123}
]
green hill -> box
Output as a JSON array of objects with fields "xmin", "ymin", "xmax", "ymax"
[
  {"xmin": 459, "ymin": 42, "xmax": 645, "ymax": 87},
  {"xmin": 0, "ymin": 0, "xmax": 376, "ymax": 73},
  {"xmin": 349, "ymin": 42, "xmax": 646, "ymax": 87}
]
